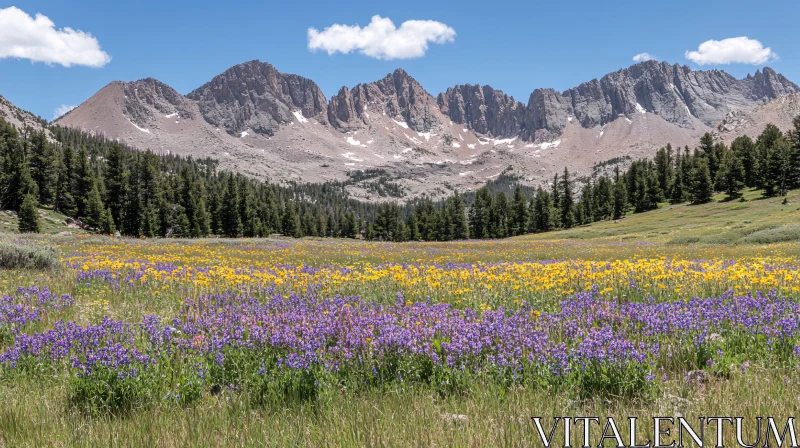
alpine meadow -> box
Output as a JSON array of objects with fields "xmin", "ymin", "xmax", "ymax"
[{"xmin": 2, "ymin": 1, "xmax": 800, "ymax": 446}]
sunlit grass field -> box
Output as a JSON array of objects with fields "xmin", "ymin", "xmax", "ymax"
[{"xmin": 0, "ymin": 189, "xmax": 799, "ymax": 446}]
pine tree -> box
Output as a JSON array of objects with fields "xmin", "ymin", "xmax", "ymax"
[
  {"xmin": 316, "ymin": 211, "xmax": 326, "ymax": 239},
  {"xmin": 7, "ymin": 109, "xmax": 800, "ymax": 242},
  {"xmin": 74, "ymin": 147, "xmax": 95, "ymax": 218},
  {"xmin": 731, "ymin": 135, "xmax": 757, "ymax": 188},
  {"xmin": 559, "ymin": 167, "xmax": 574, "ymax": 229},
  {"xmin": 690, "ymin": 158, "xmax": 714, "ymax": 204},
  {"xmin": 592, "ymin": 176, "xmax": 613, "ymax": 221},
  {"xmin": 100, "ymin": 207, "xmax": 116, "ymax": 235},
  {"xmin": 493, "ymin": 192, "xmax": 509, "ymax": 237},
  {"xmin": 28, "ymin": 131, "xmax": 57, "ymax": 206},
  {"xmin": 84, "ymin": 180, "xmax": 106, "ymax": 229},
  {"xmin": 374, "ymin": 203, "xmax": 401, "ymax": 241},
  {"xmin": 300, "ymin": 210, "xmax": 316, "ymax": 237},
  {"xmin": 139, "ymin": 151, "xmax": 162, "ymax": 232},
  {"xmin": 669, "ymin": 168, "xmax": 687, "ymax": 204},
  {"xmin": 104, "ymin": 143, "xmax": 128, "ymax": 226},
  {"xmin": 365, "ymin": 222, "xmax": 375, "ymax": 241},
  {"xmin": 468, "ymin": 188, "xmax": 492, "ymax": 239},
  {"xmin": 220, "ymin": 175, "xmax": 242, "ymax": 237},
  {"xmin": 1, "ymin": 132, "xmax": 37, "ymax": 211},
  {"xmin": 533, "ymin": 188, "xmax": 552, "ymax": 232},
  {"xmin": 526, "ymin": 197, "xmax": 537, "ymax": 233},
  {"xmin": 578, "ymin": 183, "xmax": 592, "ymax": 225},
  {"xmin": 54, "ymin": 145, "xmax": 77, "ymax": 216},
  {"xmin": 550, "ymin": 173, "xmax": 561, "ymax": 228},
  {"xmin": 768, "ymin": 137, "xmax": 794, "ymax": 197},
  {"xmin": 754, "ymin": 124, "xmax": 783, "ymax": 193},
  {"xmin": 787, "ymin": 115, "xmax": 800, "ymax": 190},
  {"xmin": 644, "ymin": 169, "xmax": 662, "ymax": 211},
  {"xmin": 17, "ymin": 194, "xmax": 40, "ymax": 233},
  {"xmin": 654, "ymin": 145, "xmax": 673, "ymax": 194},
  {"xmin": 612, "ymin": 179, "xmax": 627, "ymax": 220},
  {"xmin": 699, "ymin": 133, "xmax": 720, "ymax": 182},
  {"xmin": 325, "ymin": 213, "xmax": 337, "ymax": 238},
  {"xmin": 717, "ymin": 149, "xmax": 745, "ymax": 199},
  {"xmin": 282, "ymin": 202, "xmax": 301, "ymax": 238},
  {"xmin": 241, "ymin": 184, "xmax": 260, "ymax": 237},
  {"xmin": 511, "ymin": 185, "xmax": 528, "ymax": 236},
  {"xmin": 179, "ymin": 170, "xmax": 210, "ymax": 237},
  {"xmin": 141, "ymin": 204, "xmax": 156, "ymax": 237},
  {"xmin": 449, "ymin": 193, "xmax": 469, "ymax": 239},
  {"xmin": 407, "ymin": 212, "xmax": 420, "ymax": 241},
  {"xmin": 340, "ymin": 211, "xmax": 357, "ymax": 238},
  {"xmin": 122, "ymin": 154, "xmax": 142, "ymax": 236},
  {"xmin": 173, "ymin": 204, "xmax": 191, "ymax": 238},
  {"xmin": 195, "ymin": 195, "xmax": 211, "ymax": 237}
]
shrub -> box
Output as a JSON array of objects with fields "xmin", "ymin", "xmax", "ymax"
[
  {"xmin": 568, "ymin": 360, "xmax": 656, "ymax": 400},
  {"xmin": 68, "ymin": 364, "xmax": 157, "ymax": 416},
  {"xmin": 740, "ymin": 224, "xmax": 800, "ymax": 244},
  {"xmin": 667, "ymin": 235, "xmax": 701, "ymax": 245},
  {"xmin": 0, "ymin": 241, "xmax": 60, "ymax": 271},
  {"xmin": 17, "ymin": 194, "xmax": 40, "ymax": 233}
]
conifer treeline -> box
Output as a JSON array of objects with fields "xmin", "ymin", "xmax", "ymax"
[
  {"xmin": 367, "ymin": 118, "xmax": 800, "ymax": 241},
  {"xmin": 1, "ymin": 120, "xmax": 378, "ymax": 237},
  {"xmin": 2, "ymin": 116, "xmax": 800, "ymax": 239}
]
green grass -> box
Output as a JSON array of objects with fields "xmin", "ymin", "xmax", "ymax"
[
  {"xmin": 529, "ymin": 188, "xmax": 800, "ymax": 245},
  {"xmin": 0, "ymin": 368, "xmax": 798, "ymax": 447}
]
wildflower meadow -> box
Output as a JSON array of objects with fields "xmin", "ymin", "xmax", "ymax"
[{"xmin": 0, "ymin": 235, "xmax": 799, "ymax": 446}]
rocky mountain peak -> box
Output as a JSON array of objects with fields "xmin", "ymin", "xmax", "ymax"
[
  {"xmin": 437, "ymin": 84, "xmax": 525, "ymax": 138},
  {"xmin": 520, "ymin": 88, "xmax": 572, "ymax": 141},
  {"xmin": 187, "ymin": 60, "xmax": 328, "ymax": 136},
  {"xmin": 750, "ymin": 66, "xmax": 798, "ymax": 102},
  {"xmin": 120, "ymin": 78, "xmax": 195, "ymax": 125},
  {"xmin": 327, "ymin": 68, "xmax": 441, "ymax": 133},
  {"xmin": 51, "ymin": 57, "xmax": 800, "ymax": 202},
  {"xmin": 327, "ymin": 85, "xmax": 365, "ymax": 131},
  {"xmin": 434, "ymin": 61, "xmax": 799, "ymax": 143},
  {"xmin": 556, "ymin": 62, "xmax": 798, "ymax": 131}
]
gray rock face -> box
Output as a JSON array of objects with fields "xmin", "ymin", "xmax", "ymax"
[
  {"xmin": 327, "ymin": 86, "xmax": 367, "ymax": 131},
  {"xmin": 99, "ymin": 59, "xmax": 799, "ymax": 146},
  {"xmin": 436, "ymin": 85, "xmax": 525, "ymax": 138},
  {"xmin": 561, "ymin": 61, "xmax": 799, "ymax": 130},
  {"xmin": 187, "ymin": 60, "xmax": 328, "ymax": 136},
  {"xmin": 0, "ymin": 94, "xmax": 47, "ymax": 134},
  {"xmin": 522, "ymin": 88, "xmax": 572, "ymax": 140},
  {"xmin": 121, "ymin": 78, "xmax": 195, "ymax": 125},
  {"xmin": 328, "ymin": 69, "xmax": 441, "ymax": 132},
  {"xmin": 749, "ymin": 67, "xmax": 798, "ymax": 101},
  {"xmin": 438, "ymin": 61, "xmax": 799, "ymax": 141}
]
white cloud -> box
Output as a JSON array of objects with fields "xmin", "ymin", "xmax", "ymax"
[
  {"xmin": 685, "ymin": 37, "xmax": 776, "ymax": 65},
  {"xmin": 632, "ymin": 52, "xmax": 656, "ymax": 62},
  {"xmin": 0, "ymin": 6, "xmax": 111, "ymax": 67},
  {"xmin": 53, "ymin": 104, "xmax": 76, "ymax": 120},
  {"xmin": 308, "ymin": 15, "xmax": 455, "ymax": 60}
]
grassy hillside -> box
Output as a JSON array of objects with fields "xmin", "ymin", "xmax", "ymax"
[{"xmin": 529, "ymin": 188, "xmax": 800, "ymax": 245}]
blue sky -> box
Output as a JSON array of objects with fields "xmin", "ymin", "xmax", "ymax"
[{"xmin": 1, "ymin": 0, "xmax": 799, "ymax": 120}]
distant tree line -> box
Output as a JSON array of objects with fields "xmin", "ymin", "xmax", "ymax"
[
  {"xmin": 366, "ymin": 118, "xmax": 800, "ymax": 241},
  {"xmin": 2, "ymin": 115, "xmax": 799, "ymax": 239},
  {"xmin": 0, "ymin": 119, "xmax": 378, "ymax": 236}
]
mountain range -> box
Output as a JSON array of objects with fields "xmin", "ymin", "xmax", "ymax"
[{"xmin": 12, "ymin": 60, "xmax": 799, "ymax": 200}]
